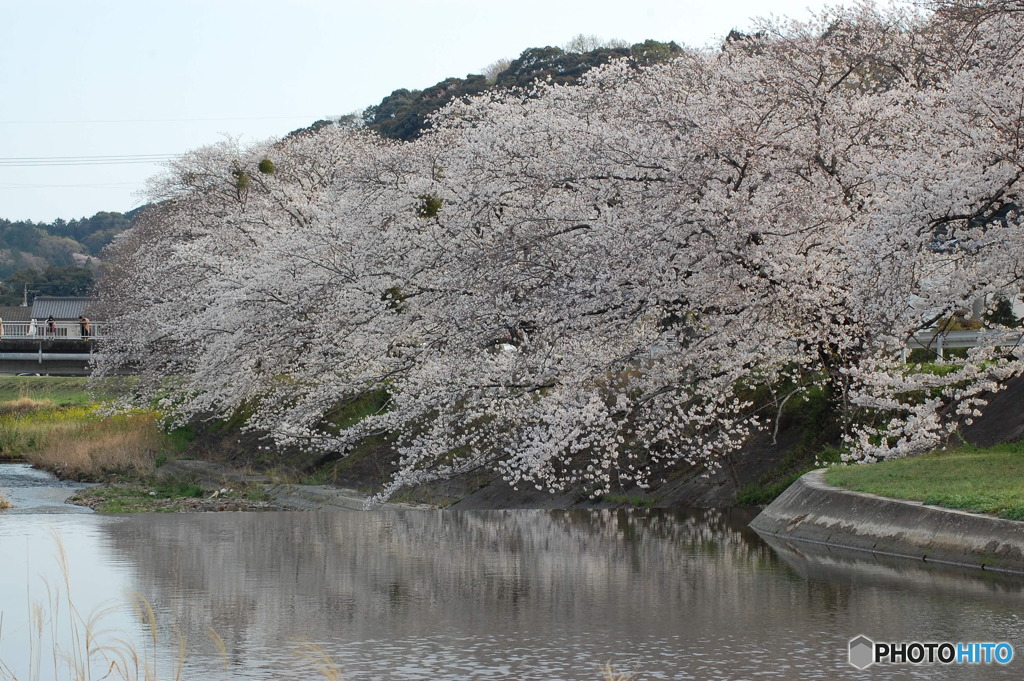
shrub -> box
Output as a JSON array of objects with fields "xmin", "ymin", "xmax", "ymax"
[{"xmin": 415, "ymin": 193, "xmax": 442, "ymax": 218}]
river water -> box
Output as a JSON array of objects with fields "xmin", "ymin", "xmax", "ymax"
[{"xmin": 0, "ymin": 467, "xmax": 1023, "ymax": 680}]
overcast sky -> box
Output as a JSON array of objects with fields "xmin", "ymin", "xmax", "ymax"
[{"xmin": 1, "ymin": 0, "xmax": 888, "ymax": 223}]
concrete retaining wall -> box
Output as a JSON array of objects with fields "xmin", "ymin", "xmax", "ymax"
[{"xmin": 749, "ymin": 469, "xmax": 1024, "ymax": 574}]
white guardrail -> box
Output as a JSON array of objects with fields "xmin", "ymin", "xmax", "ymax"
[
  {"xmin": 0, "ymin": 321, "xmax": 106, "ymax": 340},
  {"xmin": 905, "ymin": 329, "xmax": 1024, "ymax": 360}
]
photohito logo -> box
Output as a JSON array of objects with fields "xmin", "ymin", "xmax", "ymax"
[{"xmin": 848, "ymin": 635, "xmax": 1014, "ymax": 669}]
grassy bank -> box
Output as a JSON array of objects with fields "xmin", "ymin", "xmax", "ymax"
[
  {"xmin": 0, "ymin": 403, "xmax": 185, "ymax": 474},
  {"xmin": 0, "ymin": 376, "xmax": 249, "ymax": 512},
  {"xmin": 0, "ymin": 375, "xmax": 114, "ymax": 406},
  {"xmin": 825, "ymin": 443, "xmax": 1024, "ymax": 520},
  {"xmin": 0, "ymin": 376, "xmax": 185, "ymax": 473}
]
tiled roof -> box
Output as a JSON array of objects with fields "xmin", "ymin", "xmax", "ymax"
[
  {"xmin": 0, "ymin": 306, "xmax": 32, "ymax": 322},
  {"xmin": 30, "ymin": 296, "xmax": 95, "ymax": 320}
]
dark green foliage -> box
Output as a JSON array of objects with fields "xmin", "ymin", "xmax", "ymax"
[
  {"xmin": 722, "ymin": 29, "xmax": 768, "ymax": 53},
  {"xmin": 984, "ymin": 294, "xmax": 1022, "ymax": 328},
  {"xmin": 233, "ymin": 170, "xmax": 251, "ymax": 193},
  {"xmin": 55, "ymin": 211, "xmax": 133, "ymax": 243},
  {"xmin": 257, "ymin": 159, "xmax": 276, "ymax": 174},
  {"xmin": 628, "ymin": 39, "xmax": 684, "ymax": 65},
  {"xmin": 287, "ymin": 113, "xmax": 365, "ymax": 140},
  {"xmin": 153, "ymin": 479, "xmax": 204, "ymax": 499},
  {"xmin": 415, "ymin": 194, "xmax": 443, "ymax": 218},
  {"xmin": 0, "ymin": 209, "xmax": 137, "ymax": 287},
  {"xmin": 494, "ymin": 45, "xmax": 631, "ymax": 89},
  {"xmin": 346, "ymin": 40, "xmax": 680, "ymax": 143},
  {"xmin": 905, "ymin": 347, "xmax": 970, "ymax": 363},
  {"xmin": 80, "ymin": 229, "xmax": 122, "ymax": 256},
  {"xmin": 208, "ymin": 401, "xmax": 258, "ymax": 433},
  {"xmin": 0, "ymin": 222, "xmax": 42, "ymax": 251},
  {"xmin": 0, "ymin": 265, "xmax": 95, "ymax": 305},
  {"xmin": 165, "ymin": 424, "xmax": 196, "ymax": 453},
  {"xmin": 382, "ymin": 286, "xmax": 407, "ymax": 311},
  {"xmin": 734, "ymin": 472, "xmax": 806, "ymax": 506},
  {"xmin": 364, "ymin": 74, "xmax": 491, "ymax": 141},
  {"xmin": 324, "ymin": 389, "xmax": 390, "ymax": 431},
  {"xmin": 363, "ymin": 88, "xmax": 422, "ymax": 141}
]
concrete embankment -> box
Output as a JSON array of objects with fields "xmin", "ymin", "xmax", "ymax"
[{"xmin": 750, "ymin": 469, "xmax": 1024, "ymax": 574}]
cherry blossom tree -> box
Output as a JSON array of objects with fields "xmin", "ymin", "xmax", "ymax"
[{"xmin": 96, "ymin": 1, "xmax": 1024, "ymax": 501}]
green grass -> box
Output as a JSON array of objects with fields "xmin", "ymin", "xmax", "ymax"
[
  {"xmin": 826, "ymin": 443, "xmax": 1024, "ymax": 520},
  {"xmin": 324, "ymin": 389, "xmax": 390, "ymax": 431},
  {"xmin": 735, "ymin": 472, "xmax": 808, "ymax": 506},
  {"xmin": 0, "ymin": 404, "xmax": 96, "ymax": 459},
  {"xmin": 70, "ymin": 479, "xmax": 204, "ymax": 513},
  {"xmin": 68, "ymin": 478, "xmax": 281, "ymax": 513},
  {"xmin": 0, "ymin": 375, "xmax": 114, "ymax": 406}
]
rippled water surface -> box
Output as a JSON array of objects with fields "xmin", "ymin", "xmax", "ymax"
[
  {"xmin": 0, "ymin": 463, "xmax": 93, "ymax": 513},
  {"xmin": 0, "ymin": 473, "xmax": 1022, "ymax": 679}
]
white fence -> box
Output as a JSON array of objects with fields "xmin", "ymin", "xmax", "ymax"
[
  {"xmin": 0, "ymin": 320, "xmax": 106, "ymax": 340},
  {"xmin": 905, "ymin": 329, "xmax": 1024, "ymax": 360}
]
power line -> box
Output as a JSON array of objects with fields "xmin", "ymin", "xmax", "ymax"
[
  {"xmin": 0, "ymin": 154, "xmax": 174, "ymax": 159},
  {"xmin": 0, "ymin": 183, "xmax": 141, "ymax": 189},
  {"xmin": 0, "ymin": 116, "xmax": 319, "ymax": 125},
  {"xmin": 0, "ymin": 154, "xmax": 179, "ymax": 167}
]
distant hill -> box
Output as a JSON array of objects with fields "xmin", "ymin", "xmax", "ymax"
[
  {"xmin": 0, "ymin": 208, "xmax": 142, "ymax": 305},
  {"xmin": 297, "ymin": 39, "xmax": 684, "ymax": 142},
  {"xmin": 0, "ymin": 38, "xmax": 685, "ymax": 304}
]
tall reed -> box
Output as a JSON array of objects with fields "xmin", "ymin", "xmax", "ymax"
[
  {"xmin": 25, "ymin": 412, "xmax": 166, "ymax": 480},
  {"xmin": 0, "ymin": 532, "xmax": 185, "ymax": 681}
]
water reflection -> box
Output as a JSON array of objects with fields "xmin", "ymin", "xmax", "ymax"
[
  {"xmin": 1, "ymin": 509, "xmax": 1023, "ymax": 680},
  {"xmin": 97, "ymin": 509, "xmax": 779, "ymax": 676}
]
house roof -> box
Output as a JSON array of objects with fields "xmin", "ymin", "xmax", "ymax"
[
  {"xmin": 30, "ymin": 296, "xmax": 95, "ymax": 320},
  {"xmin": 0, "ymin": 306, "xmax": 32, "ymax": 322}
]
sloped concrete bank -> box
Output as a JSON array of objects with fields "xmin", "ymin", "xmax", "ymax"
[{"xmin": 749, "ymin": 469, "xmax": 1024, "ymax": 574}]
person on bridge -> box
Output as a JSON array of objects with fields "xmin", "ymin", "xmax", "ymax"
[
  {"xmin": 46, "ymin": 316, "xmax": 56, "ymax": 336},
  {"xmin": 79, "ymin": 316, "xmax": 91, "ymax": 340}
]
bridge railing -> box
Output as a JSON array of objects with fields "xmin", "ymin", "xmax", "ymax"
[
  {"xmin": 0, "ymin": 321, "xmax": 107, "ymax": 340},
  {"xmin": 904, "ymin": 328, "xmax": 1023, "ymax": 360}
]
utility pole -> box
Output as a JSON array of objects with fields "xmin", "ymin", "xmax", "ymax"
[{"xmin": 21, "ymin": 284, "xmax": 39, "ymax": 308}]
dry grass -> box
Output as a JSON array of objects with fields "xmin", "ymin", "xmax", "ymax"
[
  {"xmin": 25, "ymin": 413, "xmax": 166, "ymax": 480},
  {"xmin": 0, "ymin": 406, "xmax": 90, "ymax": 460},
  {"xmin": 0, "ymin": 397, "xmax": 55, "ymax": 416},
  {"xmin": 602, "ymin": 663, "xmax": 637, "ymax": 681},
  {"xmin": 0, "ymin": 382, "xmax": 189, "ymax": 478},
  {"xmin": 27, "ymin": 413, "xmax": 164, "ymax": 479},
  {"xmin": 0, "ymin": 532, "xmax": 187, "ymax": 681},
  {"xmin": 0, "ymin": 491, "xmax": 11, "ymax": 509}
]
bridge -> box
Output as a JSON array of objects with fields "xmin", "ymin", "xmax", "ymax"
[{"xmin": 0, "ymin": 321, "xmax": 108, "ymax": 376}]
